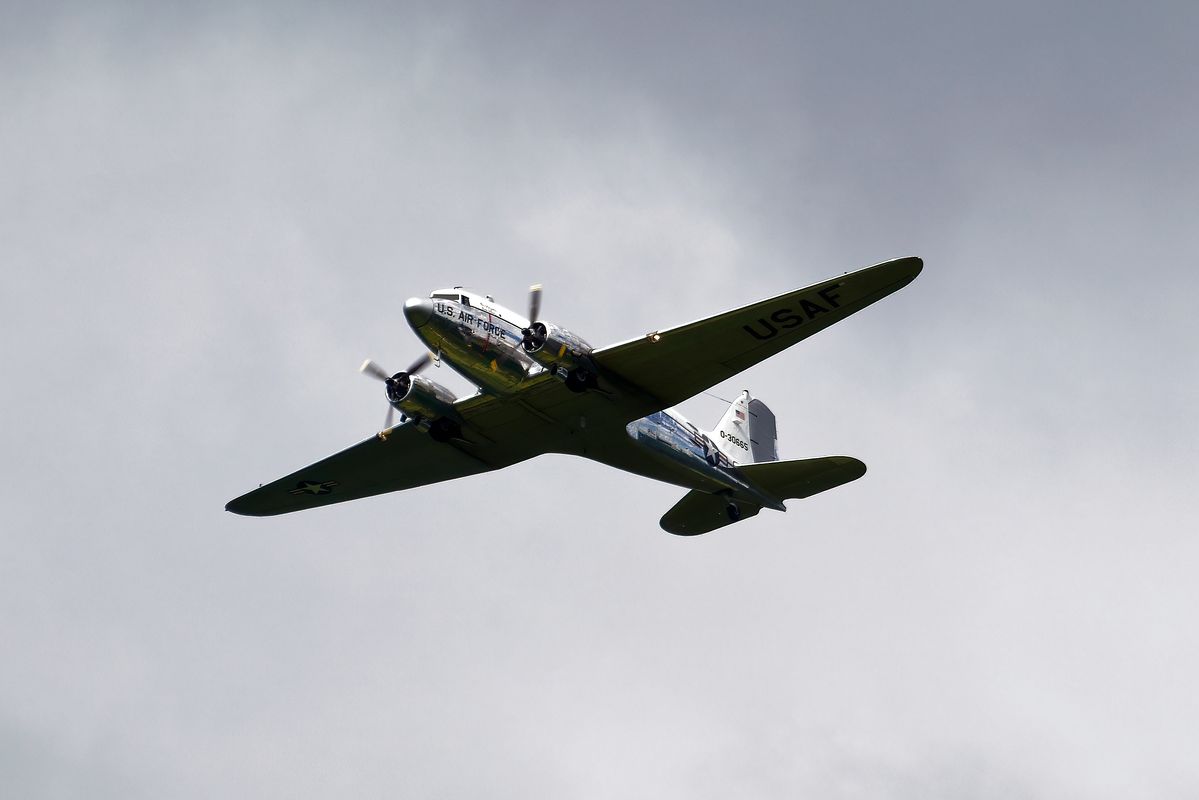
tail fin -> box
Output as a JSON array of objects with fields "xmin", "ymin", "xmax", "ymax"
[{"xmin": 710, "ymin": 390, "xmax": 779, "ymax": 465}]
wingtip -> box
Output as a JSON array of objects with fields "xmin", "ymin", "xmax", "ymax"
[
  {"xmin": 890, "ymin": 254, "xmax": 923, "ymax": 275},
  {"xmin": 225, "ymin": 498, "xmax": 250, "ymax": 516},
  {"xmin": 858, "ymin": 256, "xmax": 923, "ymax": 284},
  {"xmin": 225, "ymin": 494, "xmax": 267, "ymax": 516},
  {"xmin": 879, "ymin": 255, "xmax": 923, "ymax": 289}
]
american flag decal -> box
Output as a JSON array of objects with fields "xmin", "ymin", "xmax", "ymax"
[{"xmin": 735, "ymin": 408, "xmax": 745, "ymax": 420}]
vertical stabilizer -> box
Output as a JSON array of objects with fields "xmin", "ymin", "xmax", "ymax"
[
  {"xmin": 709, "ymin": 390, "xmax": 778, "ymax": 465},
  {"xmin": 747, "ymin": 397, "xmax": 778, "ymax": 463}
]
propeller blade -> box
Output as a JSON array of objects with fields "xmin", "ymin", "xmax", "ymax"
[
  {"xmin": 528, "ymin": 283, "xmax": 542, "ymax": 324},
  {"xmin": 406, "ymin": 351, "xmax": 432, "ymax": 375},
  {"xmin": 384, "ymin": 405, "xmax": 395, "ymax": 431},
  {"xmin": 360, "ymin": 359, "xmax": 390, "ymax": 382}
]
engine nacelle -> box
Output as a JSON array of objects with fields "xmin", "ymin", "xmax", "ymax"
[
  {"xmin": 385, "ymin": 373, "xmax": 462, "ymax": 440},
  {"xmin": 521, "ymin": 321, "xmax": 597, "ymax": 391}
]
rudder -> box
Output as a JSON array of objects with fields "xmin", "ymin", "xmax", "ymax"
[{"xmin": 710, "ymin": 390, "xmax": 779, "ymax": 465}]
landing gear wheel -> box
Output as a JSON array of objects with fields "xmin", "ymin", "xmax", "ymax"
[
  {"xmin": 564, "ymin": 368, "xmax": 595, "ymax": 393},
  {"xmin": 726, "ymin": 502, "xmax": 741, "ymax": 522},
  {"xmin": 428, "ymin": 418, "xmax": 456, "ymax": 442}
]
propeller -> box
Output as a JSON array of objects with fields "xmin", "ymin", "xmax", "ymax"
[
  {"xmin": 359, "ymin": 359, "xmax": 391, "ymax": 382},
  {"xmin": 528, "ymin": 283, "xmax": 542, "ymax": 325},
  {"xmin": 403, "ymin": 351, "xmax": 433, "ymax": 377},
  {"xmin": 360, "ymin": 352, "xmax": 433, "ymax": 431},
  {"xmin": 521, "ymin": 283, "xmax": 548, "ymax": 351}
]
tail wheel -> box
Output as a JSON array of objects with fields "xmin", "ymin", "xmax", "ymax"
[{"xmin": 726, "ymin": 502, "xmax": 741, "ymax": 522}]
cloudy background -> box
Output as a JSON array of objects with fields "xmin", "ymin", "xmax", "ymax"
[{"xmin": 3, "ymin": 1, "xmax": 1197, "ymax": 796}]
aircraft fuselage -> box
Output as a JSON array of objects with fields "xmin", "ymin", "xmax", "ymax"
[
  {"xmin": 401, "ymin": 288, "xmax": 780, "ymax": 507},
  {"xmin": 403, "ymin": 293, "xmax": 533, "ymax": 395}
]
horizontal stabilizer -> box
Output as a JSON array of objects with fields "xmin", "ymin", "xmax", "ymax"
[
  {"xmin": 737, "ymin": 455, "xmax": 866, "ymax": 500},
  {"xmin": 660, "ymin": 491, "xmax": 763, "ymax": 536},
  {"xmin": 659, "ymin": 456, "xmax": 866, "ymax": 535}
]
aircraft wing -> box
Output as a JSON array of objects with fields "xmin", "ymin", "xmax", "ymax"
[
  {"xmin": 593, "ymin": 256, "xmax": 922, "ymax": 414},
  {"xmin": 225, "ymin": 421, "xmax": 497, "ymax": 516}
]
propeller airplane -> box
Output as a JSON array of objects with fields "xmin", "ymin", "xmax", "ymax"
[{"xmin": 226, "ymin": 256, "xmax": 922, "ymax": 534}]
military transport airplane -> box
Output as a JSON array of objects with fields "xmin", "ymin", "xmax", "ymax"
[{"xmin": 226, "ymin": 256, "xmax": 922, "ymax": 534}]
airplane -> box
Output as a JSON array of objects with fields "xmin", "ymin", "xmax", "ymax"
[{"xmin": 226, "ymin": 256, "xmax": 922, "ymax": 534}]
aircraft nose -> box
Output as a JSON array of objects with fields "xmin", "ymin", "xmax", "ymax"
[{"xmin": 403, "ymin": 297, "xmax": 434, "ymax": 328}]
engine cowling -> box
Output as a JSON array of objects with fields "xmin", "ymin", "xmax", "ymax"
[
  {"xmin": 521, "ymin": 321, "xmax": 597, "ymax": 391},
  {"xmin": 385, "ymin": 372, "xmax": 462, "ymax": 440}
]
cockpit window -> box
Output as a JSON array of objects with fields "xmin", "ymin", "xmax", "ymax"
[{"xmin": 431, "ymin": 291, "xmax": 460, "ymax": 301}]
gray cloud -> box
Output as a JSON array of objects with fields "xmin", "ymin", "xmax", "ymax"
[{"xmin": 2, "ymin": 2, "xmax": 1197, "ymax": 797}]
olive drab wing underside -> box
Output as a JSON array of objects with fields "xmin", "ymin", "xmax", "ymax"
[
  {"xmin": 592, "ymin": 257, "xmax": 922, "ymax": 415},
  {"xmin": 225, "ymin": 422, "xmax": 499, "ymax": 516}
]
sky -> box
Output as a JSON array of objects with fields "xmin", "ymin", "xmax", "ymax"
[{"xmin": 2, "ymin": 1, "xmax": 1197, "ymax": 797}]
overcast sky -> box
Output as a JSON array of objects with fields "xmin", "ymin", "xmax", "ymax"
[{"xmin": 3, "ymin": 2, "xmax": 1197, "ymax": 797}]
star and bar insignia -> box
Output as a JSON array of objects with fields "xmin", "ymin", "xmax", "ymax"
[{"xmin": 289, "ymin": 480, "xmax": 340, "ymax": 496}]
